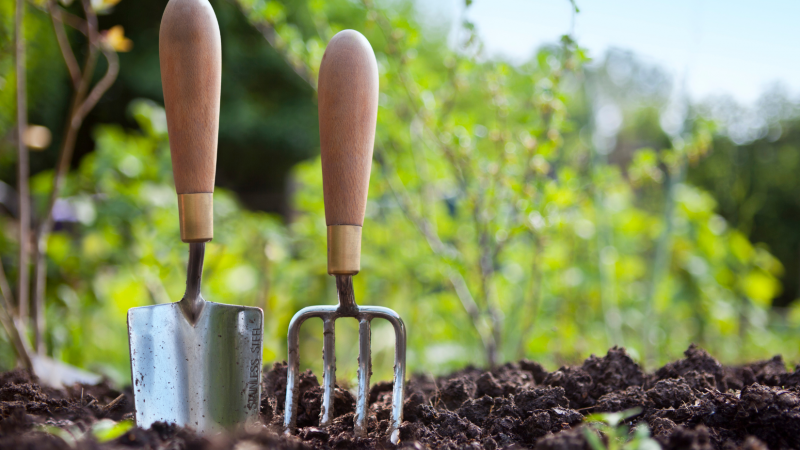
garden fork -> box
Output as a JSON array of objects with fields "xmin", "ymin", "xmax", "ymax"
[{"xmin": 283, "ymin": 30, "xmax": 406, "ymax": 443}]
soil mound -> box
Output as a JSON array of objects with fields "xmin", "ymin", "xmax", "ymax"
[{"xmin": 1, "ymin": 345, "xmax": 799, "ymax": 449}]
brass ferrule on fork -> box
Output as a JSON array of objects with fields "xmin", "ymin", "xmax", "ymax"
[
  {"xmin": 178, "ymin": 193, "xmax": 213, "ymax": 243},
  {"xmin": 327, "ymin": 225, "xmax": 362, "ymax": 275}
]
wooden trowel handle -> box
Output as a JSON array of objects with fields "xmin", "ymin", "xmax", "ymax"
[
  {"xmin": 159, "ymin": 0, "xmax": 221, "ymax": 243},
  {"xmin": 319, "ymin": 30, "xmax": 379, "ymax": 275}
]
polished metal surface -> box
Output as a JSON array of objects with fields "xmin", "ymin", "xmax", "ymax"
[
  {"xmin": 326, "ymin": 225, "xmax": 362, "ymax": 275},
  {"xmin": 284, "ymin": 275, "xmax": 406, "ymax": 443},
  {"xmin": 354, "ymin": 317, "xmax": 371, "ymax": 437},
  {"xmin": 320, "ymin": 317, "xmax": 336, "ymax": 427},
  {"xmin": 177, "ymin": 193, "xmax": 214, "ymax": 243},
  {"xmin": 128, "ymin": 243, "xmax": 263, "ymax": 434}
]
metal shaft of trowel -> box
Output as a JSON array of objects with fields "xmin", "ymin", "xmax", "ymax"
[{"xmin": 180, "ymin": 242, "xmax": 206, "ymax": 324}]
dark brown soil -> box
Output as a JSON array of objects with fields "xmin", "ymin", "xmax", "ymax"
[{"xmin": 2, "ymin": 345, "xmax": 799, "ymax": 449}]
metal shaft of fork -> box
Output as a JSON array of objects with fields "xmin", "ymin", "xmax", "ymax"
[
  {"xmin": 320, "ymin": 276, "xmax": 375, "ymax": 435},
  {"xmin": 319, "ymin": 276, "xmax": 357, "ymax": 427}
]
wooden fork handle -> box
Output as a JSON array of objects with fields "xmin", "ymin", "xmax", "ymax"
[{"xmin": 318, "ymin": 30, "xmax": 379, "ymax": 275}]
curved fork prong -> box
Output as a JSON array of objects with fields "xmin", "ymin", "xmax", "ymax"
[
  {"xmin": 284, "ymin": 306, "xmax": 337, "ymax": 434},
  {"xmin": 361, "ymin": 307, "xmax": 406, "ymax": 444}
]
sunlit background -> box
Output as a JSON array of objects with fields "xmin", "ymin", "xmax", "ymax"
[
  {"xmin": 430, "ymin": 0, "xmax": 800, "ymax": 103},
  {"xmin": 0, "ymin": 0, "xmax": 799, "ymax": 387}
]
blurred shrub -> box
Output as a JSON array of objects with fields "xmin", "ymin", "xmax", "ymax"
[
  {"xmin": 690, "ymin": 91, "xmax": 800, "ymax": 309},
  {"xmin": 230, "ymin": 0, "xmax": 796, "ymax": 374}
]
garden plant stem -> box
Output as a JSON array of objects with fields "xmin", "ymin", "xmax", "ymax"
[
  {"xmin": 32, "ymin": 0, "xmax": 119, "ymax": 354},
  {"xmin": 644, "ymin": 162, "xmax": 685, "ymax": 368},
  {"xmin": 593, "ymin": 152, "xmax": 623, "ymax": 348},
  {"xmin": 16, "ymin": 0, "xmax": 29, "ymax": 323},
  {"xmin": 0, "ymin": 259, "xmax": 32, "ymax": 370}
]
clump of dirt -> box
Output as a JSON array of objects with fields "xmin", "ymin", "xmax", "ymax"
[
  {"xmin": 0, "ymin": 369, "xmax": 133, "ymax": 449},
  {"xmin": 1, "ymin": 345, "xmax": 799, "ymax": 449}
]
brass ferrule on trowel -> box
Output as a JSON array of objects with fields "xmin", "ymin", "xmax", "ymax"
[
  {"xmin": 178, "ymin": 193, "xmax": 213, "ymax": 243},
  {"xmin": 327, "ymin": 225, "xmax": 362, "ymax": 275}
]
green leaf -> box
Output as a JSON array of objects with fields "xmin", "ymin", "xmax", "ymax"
[
  {"xmin": 741, "ymin": 270, "xmax": 780, "ymax": 306},
  {"xmin": 36, "ymin": 425, "xmax": 79, "ymax": 447},
  {"xmin": 583, "ymin": 427, "xmax": 607, "ymax": 450},
  {"xmin": 92, "ymin": 419, "xmax": 134, "ymax": 443}
]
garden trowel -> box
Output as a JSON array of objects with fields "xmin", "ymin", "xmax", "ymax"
[{"xmin": 127, "ymin": 0, "xmax": 263, "ymax": 434}]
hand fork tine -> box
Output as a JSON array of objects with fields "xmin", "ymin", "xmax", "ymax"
[{"xmin": 284, "ymin": 276, "xmax": 406, "ymax": 442}]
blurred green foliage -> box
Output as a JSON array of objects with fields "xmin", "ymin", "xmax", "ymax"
[
  {"xmin": 584, "ymin": 408, "xmax": 659, "ymax": 450},
  {"xmin": 689, "ymin": 97, "xmax": 800, "ymax": 308},
  {"xmin": 0, "ymin": 0, "xmax": 799, "ymax": 386},
  {"xmin": 0, "ymin": 0, "xmax": 319, "ymax": 214}
]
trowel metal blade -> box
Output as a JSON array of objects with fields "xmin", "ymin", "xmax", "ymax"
[{"xmin": 127, "ymin": 301, "xmax": 263, "ymax": 434}]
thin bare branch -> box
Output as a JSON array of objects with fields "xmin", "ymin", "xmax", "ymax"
[
  {"xmin": 365, "ymin": 2, "xmax": 507, "ymax": 365},
  {"xmin": 16, "ymin": 0, "xmax": 30, "ymax": 324},
  {"xmin": 32, "ymin": 0, "xmax": 118, "ymax": 354},
  {"xmin": 0, "ymin": 301, "xmax": 32, "ymax": 372},
  {"xmin": 48, "ymin": 1, "xmax": 82, "ymax": 88},
  {"xmin": 73, "ymin": 45, "xmax": 119, "ymax": 123},
  {"xmin": 376, "ymin": 145, "xmax": 456, "ymax": 259},
  {"xmin": 0, "ymin": 259, "xmax": 33, "ymax": 371},
  {"xmin": 446, "ymin": 269, "xmax": 495, "ymax": 350},
  {"xmin": 0, "ymin": 260, "xmax": 16, "ymax": 317},
  {"xmin": 250, "ymin": 21, "xmax": 317, "ymax": 89},
  {"xmin": 141, "ymin": 267, "xmax": 172, "ymax": 306},
  {"xmin": 31, "ymin": 51, "xmax": 96, "ymax": 353},
  {"xmin": 81, "ymin": 0, "xmax": 99, "ymax": 43},
  {"xmin": 56, "ymin": 8, "xmax": 89, "ymax": 35},
  {"xmin": 515, "ymin": 236, "xmax": 542, "ymax": 359},
  {"xmin": 376, "ymin": 146, "xmax": 499, "ymax": 358}
]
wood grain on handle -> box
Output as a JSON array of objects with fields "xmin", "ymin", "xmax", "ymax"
[
  {"xmin": 160, "ymin": 0, "xmax": 221, "ymax": 195},
  {"xmin": 319, "ymin": 30, "xmax": 379, "ymax": 227}
]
